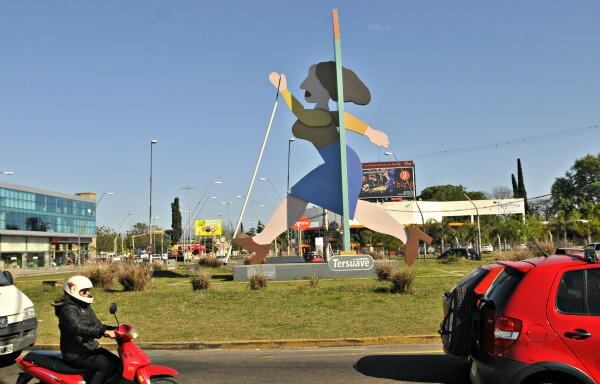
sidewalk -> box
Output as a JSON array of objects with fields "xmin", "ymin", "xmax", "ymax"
[{"xmin": 31, "ymin": 335, "xmax": 440, "ymax": 351}]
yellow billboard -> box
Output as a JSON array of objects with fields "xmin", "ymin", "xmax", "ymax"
[{"xmin": 195, "ymin": 219, "xmax": 223, "ymax": 236}]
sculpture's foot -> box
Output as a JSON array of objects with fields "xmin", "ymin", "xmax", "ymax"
[
  {"xmin": 233, "ymin": 234, "xmax": 271, "ymax": 264},
  {"xmin": 404, "ymin": 226, "xmax": 433, "ymax": 266}
]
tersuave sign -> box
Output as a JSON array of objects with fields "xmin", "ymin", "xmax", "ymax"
[{"xmin": 328, "ymin": 255, "xmax": 374, "ymax": 272}]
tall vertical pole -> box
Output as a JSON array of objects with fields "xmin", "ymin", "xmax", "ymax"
[
  {"xmin": 149, "ymin": 139, "xmax": 158, "ymax": 251},
  {"xmin": 287, "ymin": 137, "xmax": 294, "ymax": 255},
  {"xmin": 182, "ymin": 185, "xmax": 194, "ymax": 259},
  {"xmin": 332, "ymin": 9, "xmax": 351, "ymax": 252}
]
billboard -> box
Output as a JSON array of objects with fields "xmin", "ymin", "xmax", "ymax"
[
  {"xmin": 359, "ymin": 161, "xmax": 415, "ymax": 200},
  {"xmin": 195, "ymin": 219, "xmax": 223, "ymax": 236}
]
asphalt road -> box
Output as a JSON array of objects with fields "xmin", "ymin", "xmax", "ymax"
[{"xmin": 0, "ymin": 344, "xmax": 471, "ymax": 384}]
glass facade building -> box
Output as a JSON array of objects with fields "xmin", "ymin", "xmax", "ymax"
[
  {"xmin": 0, "ymin": 186, "xmax": 95, "ymax": 235},
  {"xmin": 0, "ymin": 182, "xmax": 96, "ymax": 269}
]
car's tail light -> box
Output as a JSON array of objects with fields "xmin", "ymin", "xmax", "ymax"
[{"xmin": 494, "ymin": 315, "xmax": 522, "ymax": 353}]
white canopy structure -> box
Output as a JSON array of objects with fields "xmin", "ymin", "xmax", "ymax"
[{"xmin": 350, "ymin": 198, "xmax": 525, "ymax": 226}]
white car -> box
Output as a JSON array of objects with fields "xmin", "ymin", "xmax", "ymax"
[
  {"xmin": 481, "ymin": 244, "xmax": 494, "ymax": 253},
  {"xmin": 0, "ymin": 271, "xmax": 36, "ymax": 363}
]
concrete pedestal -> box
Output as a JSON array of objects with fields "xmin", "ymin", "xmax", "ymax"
[{"xmin": 233, "ymin": 263, "xmax": 376, "ymax": 281}]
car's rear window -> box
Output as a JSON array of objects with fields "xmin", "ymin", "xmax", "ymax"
[
  {"xmin": 483, "ymin": 268, "xmax": 524, "ymax": 311},
  {"xmin": 451, "ymin": 267, "xmax": 489, "ymax": 292}
]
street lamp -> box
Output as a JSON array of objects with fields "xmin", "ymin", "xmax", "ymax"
[
  {"xmin": 464, "ymin": 193, "xmax": 482, "ymax": 259},
  {"xmin": 181, "ymin": 185, "xmax": 194, "ymax": 248},
  {"xmin": 188, "ymin": 181, "xmax": 224, "ymax": 227},
  {"xmin": 258, "ymin": 177, "xmax": 283, "ymax": 199},
  {"xmin": 151, "ymin": 216, "xmax": 160, "ymax": 256},
  {"xmin": 221, "ymin": 201, "xmax": 234, "ymax": 235},
  {"xmin": 149, "ymin": 139, "xmax": 158, "ymax": 252}
]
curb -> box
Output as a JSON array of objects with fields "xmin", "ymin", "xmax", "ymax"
[{"xmin": 31, "ymin": 335, "xmax": 440, "ymax": 351}]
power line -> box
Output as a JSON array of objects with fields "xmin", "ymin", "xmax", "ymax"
[{"xmin": 406, "ymin": 123, "xmax": 600, "ymax": 159}]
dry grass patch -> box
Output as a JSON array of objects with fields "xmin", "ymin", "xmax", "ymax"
[
  {"xmin": 390, "ymin": 270, "xmax": 415, "ymax": 294},
  {"xmin": 249, "ymin": 272, "xmax": 268, "ymax": 290},
  {"xmin": 81, "ymin": 265, "xmax": 114, "ymax": 289},
  {"xmin": 375, "ymin": 261, "xmax": 399, "ymax": 281},
  {"xmin": 198, "ymin": 256, "xmax": 224, "ymax": 268},
  {"xmin": 191, "ymin": 272, "xmax": 211, "ymax": 290},
  {"xmin": 112, "ymin": 262, "xmax": 153, "ymax": 292}
]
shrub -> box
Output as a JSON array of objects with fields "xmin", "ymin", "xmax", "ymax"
[
  {"xmin": 243, "ymin": 256, "xmax": 253, "ymax": 265},
  {"xmin": 198, "ymin": 256, "xmax": 224, "ymax": 268},
  {"xmin": 438, "ymin": 254, "xmax": 460, "ymax": 264},
  {"xmin": 151, "ymin": 261, "xmax": 164, "ymax": 271},
  {"xmin": 191, "ymin": 272, "xmax": 211, "ymax": 290},
  {"xmin": 249, "ymin": 272, "xmax": 268, "ymax": 290},
  {"xmin": 81, "ymin": 265, "xmax": 114, "ymax": 289},
  {"xmin": 115, "ymin": 262, "xmax": 153, "ymax": 292},
  {"xmin": 308, "ymin": 273, "xmax": 320, "ymax": 288},
  {"xmin": 390, "ymin": 270, "xmax": 415, "ymax": 294},
  {"xmin": 375, "ymin": 261, "xmax": 398, "ymax": 281},
  {"xmin": 369, "ymin": 252, "xmax": 385, "ymax": 260}
]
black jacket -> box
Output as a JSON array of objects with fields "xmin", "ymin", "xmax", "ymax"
[{"xmin": 57, "ymin": 295, "xmax": 107, "ymax": 361}]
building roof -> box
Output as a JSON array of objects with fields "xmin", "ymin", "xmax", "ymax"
[{"xmin": 0, "ymin": 180, "xmax": 95, "ymax": 203}]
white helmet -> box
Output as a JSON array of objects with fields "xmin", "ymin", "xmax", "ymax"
[{"xmin": 64, "ymin": 275, "xmax": 94, "ymax": 304}]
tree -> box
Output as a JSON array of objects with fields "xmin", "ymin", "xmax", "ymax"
[
  {"xmin": 171, "ymin": 198, "xmax": 182, "ymax": 245},
  {"xmin": 511, "ymin": 174, "xmax": 518, "ymax": 198},
  {"xmin": 551, "ymin": 153, "xmax": 600, "ymax": 218},
  {"xmin": 257, "ymin": 220, "xmax": 265, "ymax": 234},
  {"xmin": 487, "ymin": 186, "xmax": 513, "ymax": 200},
  {"xmin": 517, "ymin": 158, "xmax": 529, "ymax": 214},
  {"xmin": 529, "ymin": 198, "xmax": 552, "ymax": 220},
  {"xmin": 96, "ymin": 226, "xmax": 116, "ymax": 253},
  {"xmin": 419, "ymin": 184, "xmax": 486, "ymax": 201}
]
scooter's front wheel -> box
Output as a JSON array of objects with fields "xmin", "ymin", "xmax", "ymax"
[{"xmin": 150, "ymin": 376, "xmax": 184, "ymax": 384}]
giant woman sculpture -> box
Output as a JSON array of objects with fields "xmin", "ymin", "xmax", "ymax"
[{"xmin": 235, "ymin": 62, "xmax": 431, "ymax": 265}]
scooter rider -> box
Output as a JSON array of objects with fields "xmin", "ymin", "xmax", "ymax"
[{"xmin": 56, "ymin": 276, "xmax": 119, "ymax": 384}]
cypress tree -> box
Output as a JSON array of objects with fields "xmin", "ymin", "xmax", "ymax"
[
  {"xmin": 517, "ymin": 159, "xmax": 529, "ymax": 214},
  {"xmin": 511, "ymin": 174, "xmax": 519, "ymax": 198},
  {"xmin": 171, "ymin": 197, "xmax": 182, "ymax": 244}
]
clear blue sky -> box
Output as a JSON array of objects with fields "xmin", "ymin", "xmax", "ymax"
[{"xmin": 1, "ymin": 1, "xmax": 599, "ymax": 231}]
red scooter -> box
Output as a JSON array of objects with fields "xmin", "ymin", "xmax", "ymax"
[{"xmin": 15, "ymin": 303, "xmax": 182, "ymax": 384}]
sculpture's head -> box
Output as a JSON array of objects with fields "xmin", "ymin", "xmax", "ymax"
[{"xmin": 300, "ymin": 61, "xmax": 371, "ymax": 106}]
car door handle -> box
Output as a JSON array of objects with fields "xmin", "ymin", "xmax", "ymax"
[{"xmin": 565, "ymin": 329, "xmax": 592, "ymax": 340}]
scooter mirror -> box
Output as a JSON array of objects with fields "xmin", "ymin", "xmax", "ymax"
[
  {"xmin": 109, "ymin": 303, "xmax": 118, "ymax": 314},
  {"xmin": 3, "ymin": 271, "xmax": 14, "ymax": 285}
]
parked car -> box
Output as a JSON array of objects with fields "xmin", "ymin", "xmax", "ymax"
[
  {"xmin": 481, "ymin": 244, "xmax": 494, "ymax": 253},
  {"xmin": 440, "ymin": 246, "xmax": 600, "ymax": 384},
  {"xmin": 437, "ymin": 247, "xmax": 479, "ymax": 260},
  {"xmin": 585, "ymin": 243, "xmax": 600, "ymax": 251},
  {"xmin": 0, "ymin": 270, "xmax": 37, "ymax": 364}
]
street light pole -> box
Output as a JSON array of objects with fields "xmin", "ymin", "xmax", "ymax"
[
  {"xmin": 287, "ymin": 137, "xmax": 295, "ymax": 255},
  {"xmin": 149, "ymin": 139, "xmax": 158, "ymax": 252},
  {"xmin": 464, "ymin": 193, "xmax": 482, "ymax": 259},
  {"xmin": 182, "ymin": 185, "xmax": 194, "ymax": 250}
]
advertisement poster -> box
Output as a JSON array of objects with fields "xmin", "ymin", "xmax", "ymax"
[
  {"xmin": 195, "ymin": 219, "xmax": 223, "ymax": 236},
  {"xmin": 359, "ymin": 161, "xmax": 415, "ymax": 200}
]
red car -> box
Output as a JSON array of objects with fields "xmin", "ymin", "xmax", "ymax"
[{"xmin": 440, "ymin": 247, "xmax": 600, "ymax": 384}]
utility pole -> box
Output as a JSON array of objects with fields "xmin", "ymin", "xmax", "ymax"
[
  {"xmin": 149, "ymin": 139, "xmax": 158, "ymax": 252},
  {"xmin": 182, "ymin": 185, "xmax": 194, "ymax": 260}
]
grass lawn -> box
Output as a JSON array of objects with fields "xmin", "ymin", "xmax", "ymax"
[{"xmin": 14, "ymin": 258, "xmax": 493, "ymax": 344}]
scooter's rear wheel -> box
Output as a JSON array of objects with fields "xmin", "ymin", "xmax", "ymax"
[{"xmin": 150, "ymin": 376, "xmax": 184, "ymax": 384}]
